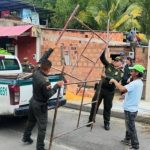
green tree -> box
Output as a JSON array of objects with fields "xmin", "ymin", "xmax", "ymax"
[
  {"xmin": 25, "ymin": 0, "xmax": 150, "ymax": 38},
  {"xmin": 78, "ymin": 0, "xmax": 143, "ymax": 32},
  {"xmin": 26, "ymin": 0, "xmax": 55, "ymax": 9},
  {"xmin": 50, "ymin": 0, "xmax": 91, "ymax": 29},
  {"xmin": 138, "ymin": 0, "xmax": 150, "ymax": 37},
  {"xmin": 50, "ymin": 0, "xmax": 76, "ymax": 28}
]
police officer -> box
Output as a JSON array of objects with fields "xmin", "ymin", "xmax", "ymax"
[
  {"xmin": 87, "ymin": 49, "xmax": 123, "ymax": 130},
  {"xmin": 22, "ymin": 57, "xmax": 34, "ymax": 72},
  {"xmin": 22, "ymin": 60, "xmax": 64, "ymax": 150},
  {"xmin": 122, "ymin": 57, "xmax": 133, "ymax": 86}
]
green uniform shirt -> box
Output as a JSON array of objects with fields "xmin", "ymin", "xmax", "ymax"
[{"xmin": 100, "ymin": 51, "xmax": 123, "ymax": 92}]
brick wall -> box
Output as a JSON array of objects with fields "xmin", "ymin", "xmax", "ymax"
[{"xmin": 41, "ymin": 29, "xmax": 124, "ymax": 82}]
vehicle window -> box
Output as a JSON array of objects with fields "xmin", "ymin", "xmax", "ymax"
[
  {"xmin": 0, "ymin": 60, "xmax": 4, "ymax": 70},
  {"xmin": 2, "ymin": 59, "xmax": 20, "ymax": 70}
]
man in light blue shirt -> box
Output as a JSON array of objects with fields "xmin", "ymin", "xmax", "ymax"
[
  {"xmin": 124, "ymin": 79, "xmax": 143, "ymax": 112},
  {"xmin": 109, "ymin": 64, "xmax": 145, "ymax": 150}
]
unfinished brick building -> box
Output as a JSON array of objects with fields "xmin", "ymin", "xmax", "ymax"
[
  {"xmin": 41, "ymin": 29, "xmax": 147, "ymax": 80},
  {"xmin": 40, "ymin": 28, "xmax": 148, "ymax": 97}
]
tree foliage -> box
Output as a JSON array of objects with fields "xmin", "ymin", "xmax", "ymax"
[
  {"xmin": 138, "ymin": 0, "xmax": 150, "ymax": 37},
  {"xmin": 78, "ymin": 0, "xmax": 142, "ymax": 32},
  {"xmin": 50, "ymin": 0, "xmax": 76, "ymax": 28},
  {"xmin": 26, "ymin": 0, "xmax": 150, "ymax": 37}
]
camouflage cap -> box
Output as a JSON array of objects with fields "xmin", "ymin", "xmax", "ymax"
[{"xmin": 115, "ymin": 56, "xmax": 123, "ymax": 62}]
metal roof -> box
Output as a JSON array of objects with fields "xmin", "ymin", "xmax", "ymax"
[
  {"xmin": 0, "ymin": 25, "xmax": 32, "ymax": 37},
  {"xmin": 0, "ymin": 0, "xmax": 54, "ymax": 15}
]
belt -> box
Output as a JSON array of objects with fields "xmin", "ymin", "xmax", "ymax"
[{"xmin": 33, "ymin": 99, "xmax": 47, "ymax": 105}]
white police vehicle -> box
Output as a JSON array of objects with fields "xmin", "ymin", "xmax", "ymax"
[{"xmin": 0, "ymin": 53, "xmax": 66, "ymax": 116}]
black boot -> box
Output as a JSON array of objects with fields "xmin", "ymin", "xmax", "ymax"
[
  {"xmin": 104, "ymin": 122, "xmax": 110, "ymax": 130},
  {"xmin": 22, "ymin": 137, "xmax": 33, "ymax": 144},
  {"xmin": 86, "ymin": 120, "xmax": 92, "ymax": 127},
  {"xmin": 121, "ymin": 138, "xmax": 131, "ymax": 146}
]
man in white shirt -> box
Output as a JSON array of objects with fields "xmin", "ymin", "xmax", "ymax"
[{"xmin": 109, "ymin": 64, "xmax": 145, "ymax": 150}]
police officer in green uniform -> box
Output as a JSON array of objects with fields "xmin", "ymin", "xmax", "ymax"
[
  {"xmin": 22, "ymin": 48, "xmax": 64, "ymax": 150},
  {"xmin": 22, "ymin": 57, "xmax": 34, "ymax": 72},
  {"xmin": 22, "ymin": 60, "xmax": 63, "ymax": 150},
  {"xmin": 87, "ymin": 50, "xmax": 123, "ymax": 130}
]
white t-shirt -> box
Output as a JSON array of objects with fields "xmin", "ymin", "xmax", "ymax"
[{"xmin": 123, "ymin": 79, "xmax": 143, "ymax": 112}]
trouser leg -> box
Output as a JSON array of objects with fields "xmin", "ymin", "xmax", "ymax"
[
  {"xmin": 103, "ymin": 91, "xmax": 114, "ymax": 125},
  {"xmin": 36, "ymin": 113, "xmax": 47, "ymax": 150},
  {"xmin": 126, "ymin": 111, "xmax": 139, "ymax": 148},
  {"xmin": 23, "ymin": 100, "xmax": 36, "ymax": 140},
  {"xmin": 89, "ymin": 89, "xmax": 103, "ymax": 122},
  {"xmin": 33, "ymin": 103, "xmax": 48, "ymax": 150},
  {"xmin": 124, "ymin": 111, "xmax": 131, "ymax": 140}
]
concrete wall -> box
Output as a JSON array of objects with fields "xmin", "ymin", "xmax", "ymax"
[
  {"xmin": 145, "ymin": 41, "xmax": 150, "ymax": 101},
  {"xmin": 0, "ymin": 18, "xmax": 27, "ymax": 26},
  {"xmin": 135, "ymin": 47, "xmax": 148, "ymax": 68}
]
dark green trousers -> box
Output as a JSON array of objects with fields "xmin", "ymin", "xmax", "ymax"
[
  {"xmin": 23, "ymin": 99, "xmax": 48, "ymax": 150},
  {"xmin": 89, "ymin": 88, "xmax": 115, "ymax": 125}
]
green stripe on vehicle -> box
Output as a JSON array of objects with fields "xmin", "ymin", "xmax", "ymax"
[{"xmin": 0, "ymin": 74, "xmax": 63, "ymax": 86}]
